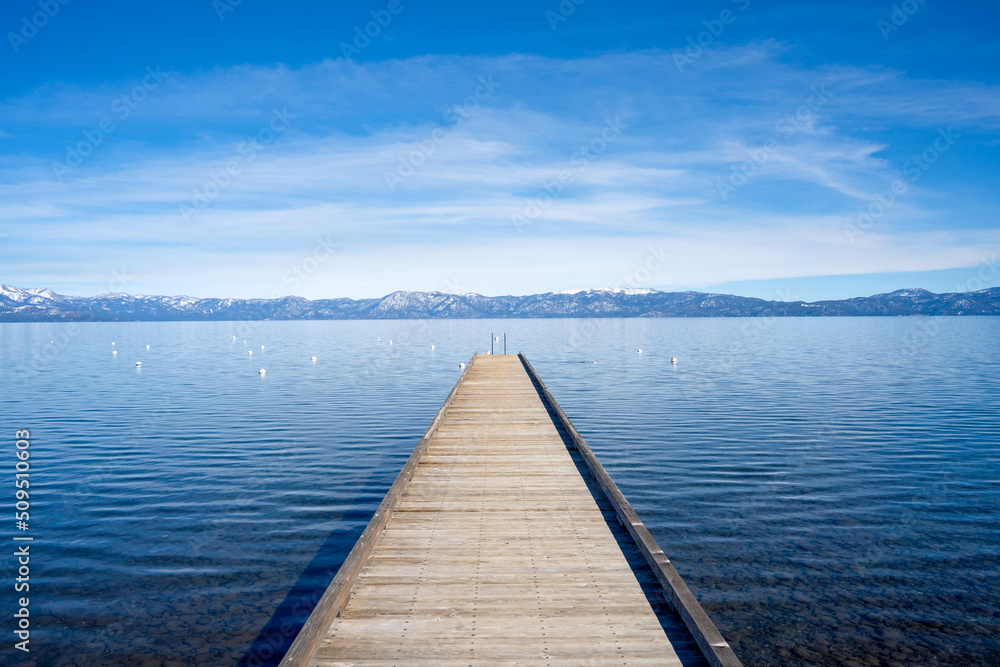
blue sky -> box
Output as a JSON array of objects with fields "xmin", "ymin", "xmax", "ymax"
[{"xmin": 1, "ymin": 0, "xmax": 998, "ymax": 301}]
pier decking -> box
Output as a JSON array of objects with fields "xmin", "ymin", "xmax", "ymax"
[{"xmin": 280, "ymin": 353, "xmax": 741, "ymax": 667}]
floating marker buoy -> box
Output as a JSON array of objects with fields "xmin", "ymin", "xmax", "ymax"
[
  {"xmin": 243, "ymin": 340, "xmax": 246, "ymax": 344},
  {"xmin": 50, "ymin": 340, "xmax": 53, "ymax": 344},
  {"xmin": 259, "ymin": 368, "xmax": 266, "ymax": 375},
  {"xmin": 430, "ymin": 345, "xmax": 435, "ymax": 349},
  {"xmin": 232, "ymin": 336, "xmax": 236, "ymax": 340},
  {"xmin": 311, "ymin": 356, "xmax": 317, "ymax": 362},
  {"xmin": 377, "ymin": 337, "xmax": 380, "ymax": 341},
  {"xmin": 112, "ymin": 350, "xmax": 117, "ymax": 355},
  {"xmin": 637, "ymin": 348, "xmax": 642, "ymax": 354},
  {"xmin": 671, "ymin": 357, "xmax": 678, "ymax": 363},
  {"xmin": 260, "ymin": 345, "xmax": 264, "ymax": 350},
  {"xmin": 146, "ymin": 344, "xmax": 150, "ymax": 349},
  {"xmin": 389, "ymin": 340, "xmax": 393, "ymax": 345},
  {"xmin": 459, "ymin": 363, "xmax": 465, "ymax": 368},
  {"xmin": 111, "ymin": 342, "xmax": 116, "ymax": 346},
  {"xmin": 248, "ymin": 350, "xmax": 253, "ymax": 355},
  {"xmin": 135, "ymin": 361, "xmax": 141, "ymax": 367}
]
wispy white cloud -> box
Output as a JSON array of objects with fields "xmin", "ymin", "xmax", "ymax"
[{"xmin": 1, "ymin": 48, "xmax": 998, "ymax": 298}]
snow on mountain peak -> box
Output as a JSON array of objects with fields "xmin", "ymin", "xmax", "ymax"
[
  {"xmin": 554, "ymin": 287, "xmax": 658, "ymax": 296},
  {"xmin": 1, "ymin": 285, "xmax": 55, "ymax": 302}
]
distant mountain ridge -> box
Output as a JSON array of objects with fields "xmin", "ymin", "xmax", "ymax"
[{"xmin": 1, "ymin": 284, "xmax": 998, "ymax": 322}]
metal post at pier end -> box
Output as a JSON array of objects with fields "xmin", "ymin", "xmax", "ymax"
[
  {"xmin": 504, "ymin": 334, "xmax": 506, "ymax": 355},
  {"xmin": 491, "ymin": 333, "xmax": 494, "ymax": 355}
]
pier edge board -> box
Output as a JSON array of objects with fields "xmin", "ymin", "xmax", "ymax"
[{"xmin": 517, "ymin": 352, "xmax": 744, "ymax": 667}]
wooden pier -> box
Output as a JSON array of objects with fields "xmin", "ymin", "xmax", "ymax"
[{"xmin": 280, "ymin": 353, "xmax": 741, "ymax": 667}]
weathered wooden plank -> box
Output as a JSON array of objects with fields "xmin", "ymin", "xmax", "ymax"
[{"xmin": 281, "ymin": 353, "xmax": 737, "ymax": 667}]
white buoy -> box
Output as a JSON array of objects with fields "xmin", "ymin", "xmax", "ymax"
[
  {"xmin": 248, "ymin": 350, "xmax": 253, "ymax": 355},
  {"xmin": 232, "ymin": 336, "xmax": 236, "ymax": 340},
  {"xmin": 671, "ymin": 357, "xmax": 678, "ymax": 363},
  {"xmin": 243, "ymin": 340, "xmax": 246, "ymax": 344},
  {"xmin": 135, "ymin": 361, "xmax": 141, "ymax": 367},
  {"xmin": 459, "ymin": 362, "xmax": 466, "ymax": 368},
  {"xmin": 311, "ymin": 356, "xmax": 317, "ymax": 362},
  {"xmin": 50, "ymin": 340, "xmax": 53, "ymax": 344},
  {"xmin": 389, "ymin": 340, "xmax": 393, "ymax": 345},
  {"xmin": 494, "ymin": 337, "xmax": 499, "ymax": 342},
  {"xmin": 430, "ymin": 345, "xmax": 435, "ymax": 349},
  {"xmin": 259, "ymin": 368, "xmax": 266, "ymax": 375},
  {"xmin": 377, "ymin": 336, "xmax": 380, "ymax": 341},
  {"xmin": 637, "ymin": 348, "xmax": 642, "ymax": 354},
  {"xmin": 112, "ymin": 342, "xmax": 116, "ymax": 346},
  {"xmin": 112, "ymin": 350, "xmax": 117, "ymax": 355}
]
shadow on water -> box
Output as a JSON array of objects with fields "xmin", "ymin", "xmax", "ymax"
[
  {"xmin": 524, "ymin": 357, "xmax": 716, "ymax": 667},
  {"xmin": 236, "ymin": 478, "xmax": 395, "ymax": 667},
  {"xmin": 554, "ymin": 432, "xmax": 716, "ymax": 666}
]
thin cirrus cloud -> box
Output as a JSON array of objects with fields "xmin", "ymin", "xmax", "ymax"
[{"xmin": 0, "ymin": 46, "xmax": 998, "ymax": 299}]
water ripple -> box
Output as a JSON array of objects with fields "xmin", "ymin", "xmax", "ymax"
[{"xmin": 1, "ymin": 318, "xmax": 997, "ymax": 666}]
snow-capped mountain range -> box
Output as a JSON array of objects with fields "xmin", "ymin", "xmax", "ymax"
[{"xmin": 1, "ymin": 284, "xmax": 998, "ymax": 321}]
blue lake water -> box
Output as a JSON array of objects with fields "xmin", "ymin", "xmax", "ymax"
[{"xmin": 1, "ymin": 317, "xmax": 998, "ymax": 666}]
